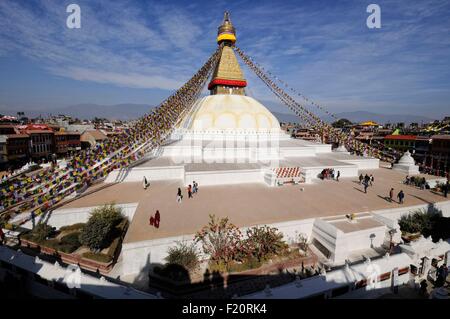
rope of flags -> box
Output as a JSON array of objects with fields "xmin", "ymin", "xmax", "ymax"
[{"xmin": 234, "ymin": 46, "xmax": 400, "ymax": 164}]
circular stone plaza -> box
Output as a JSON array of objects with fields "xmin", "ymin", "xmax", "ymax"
[{"xmin": 1, "ymin": 12, "xmax": 449, "ymax": 300}]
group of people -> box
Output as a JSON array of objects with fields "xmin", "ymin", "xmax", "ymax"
[
  {"xmin": 320, "ymin": 168, "xmax": 340, "ymax": 181},
  {"xmin": 404, "ymin": 175, "xmax": 429, "ymax": 190},
  {"xmin": 388, "ymin": 187, "xmax": 405, "ymax": 204},
  {"xmin": 359, "ymin": 173, "xmax": 375, "ymax": 193},
  {"xmin": 177, "ymin": 181, "xmax": 199, "ymax": 202},
  {"xmin": 149, "ymin": 210, "xmax": 160, "ymax": 229}
]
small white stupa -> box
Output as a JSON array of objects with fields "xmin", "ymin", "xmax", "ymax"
[
  {"xmin": 335, "ymin": 144, "xmax": 349, "ymax": 154},
  {"xmin": 393, "ymin": 150, "xmax": 420, "ymax": 175}
]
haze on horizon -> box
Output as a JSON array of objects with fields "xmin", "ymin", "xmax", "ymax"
[{"xmin": 0, "ymin": 0, "xmax": 449, "ymax": 119}]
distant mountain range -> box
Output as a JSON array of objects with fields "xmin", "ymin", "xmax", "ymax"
[
  {"xmin": 273, "ymin": 110, "xmax": 436, "ymax": 125},
  {"xmin": 1, "ymin": 104, "xmax": 436, "ymax": 125},
  {"xmin": 0, "ymin": 104, "xmax": 154, "ymax": 121}
]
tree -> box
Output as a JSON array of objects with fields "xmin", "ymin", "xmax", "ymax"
[
  {"xmin": 194, "ymin": 214, "xmax": 243, "ymax": 266},
  {"xmin": 79, "ymin": 204, "xmax": 123, "ymax": 251},
  {"xmin": 332, "ymin": 118, "xmax": 352, "ymax": 128}
]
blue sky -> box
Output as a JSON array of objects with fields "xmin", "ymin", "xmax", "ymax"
[{"xmin": 0, "ymin": 0, "xmax": 449, "ymax": 118}]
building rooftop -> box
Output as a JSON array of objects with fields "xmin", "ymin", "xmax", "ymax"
[
  {"xmin": 81, "ymin": 130, "xmax": 108, "ymax": 141},
  {"xmin": 384, "ymin": 135, "xmax": 417, "ymax": 141},
  {"xmin": 430, "ymin": 134, "xmax": 450, "ymax": 140}
]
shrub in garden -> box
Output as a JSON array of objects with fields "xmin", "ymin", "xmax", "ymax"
[
  {"xmin": 165, "ymin": 241, "xmax": 200, "ymax": 271},
  {"xmin": 28, "ymin": 223, "xmax": 54, "ymax": 242},
  {"xmin": 82, "ymin": 252, "xmax": 113, "ymax": 263},
  {"xmin": 399, "ymin": 209, "xmax": 441, "ymax": 235},
  {"xmin": 61, "ymin": 232, "xmax": 81, "ymax": 246},
  {"xmin": 79, "ymin": 204, "xmax": 124, "ymax": 251},
  {"xmin": 244, "ymin": 226, "xmax": 289, "ymax": 261},
  {"xmin": 297, "ymin": 233, "xmax": 309, "ymax": 253},
  {"xmin": 154, "ymin": 263, "xmax": 190, "ymax": 282},
  {"xmin": 59, "ymin": 223, "xmax": 85, "ymax": 232},
  {"xmin": 194, "ymin": 214, "xmax": 244, "ymax": 267}
]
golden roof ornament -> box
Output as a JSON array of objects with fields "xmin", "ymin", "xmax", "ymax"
[
  {"xmin": 209, "ymin": 12, "xmax": 247, "ymax": 95},
  {"xmin": 217, "ymin": 11, "xmax": 237, "ymax": 44}
]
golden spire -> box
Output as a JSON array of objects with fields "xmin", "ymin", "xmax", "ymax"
[
  {"xmin": 209, "ymin": 12, "xmax": 247, "ymax": 95},
  {"xmin": 217, "ymin": 11, "xmax": 237, "ymax": 44}
]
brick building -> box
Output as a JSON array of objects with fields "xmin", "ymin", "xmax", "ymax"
[{"xmin": 54, "ymin": 131, "xmax": 81, "ymax": 156}]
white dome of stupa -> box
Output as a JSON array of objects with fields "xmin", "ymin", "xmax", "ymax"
[
  {"xmin": 181, "ymin": 95, "xmax": 280, "ymax": 132},
  {"xmin": 398, "ymin": 151, "xmax": 415, "ymax": 165}
]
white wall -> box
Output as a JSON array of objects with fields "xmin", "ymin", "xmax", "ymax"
[
  {"xmin": 280, "ymin": 148, "xmax": 316, "ymax": 157},
  {"xmin": 340, "ymin": 158, "xmax": 380, "ymax": 170},
  {"xmin": 120, "ymin": 218, "xmax": 316, "ymax": 276},
  {"xmin": 184, "ymin": 169, "xmax": 263, "ymax": 186},
  {"xmin": 23, "ymin": 203, "xmax": 139, "ymax": 230},
  {"xmin": 118, "ymin": 200, "xmax": 450, "ymax": 277},
  {"xmin": 105, "ymin": 166, "xmax": 184, "ymax": 183}
]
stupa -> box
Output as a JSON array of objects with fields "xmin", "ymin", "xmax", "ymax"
[
  {"xmin": 106, "ymin": 12, "xmax": 379, "ymax": 186},
  {"xmin": 392, "ymin": 151, "xmax": 420, "ymax": 175}
]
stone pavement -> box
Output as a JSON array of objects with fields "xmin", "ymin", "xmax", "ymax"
[{"xmin": 58, "ymin": 167, "xmax": 448, "ymax": 243}]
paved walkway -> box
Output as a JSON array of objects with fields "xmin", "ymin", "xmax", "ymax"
[{"xmin": 58, "ymin": 168, "xmax": 448, "ymax": 244}]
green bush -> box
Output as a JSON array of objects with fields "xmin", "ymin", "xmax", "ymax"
[
  {"xmin": 60, "ymin": 232, "xmax": 81, "ymax": 247},
  {"xmin": 165, "ymin": 241, "xmax": 200, "ymax": 271},
  {"xmin": 58, "ymin": 243, "xmax": 79, "ymax": 254},
  {"xmin": 79, "ymin": 204, "xmax": 124, "ymax": 251},
  {"xmin": 28, "ymin": 223, "xmax": 54, "ymax": 242},
  {"xmin": 399, "ymin": 209, "xmax": 441, "ymax": 234},
  {"xmin": 40, "ymin": 239, "xmax": 59, "ymax": 249},
  {"xmin": 59, "ymin": 223, "xmax": 85, "ymax": 232},
  {"xmin": 244, "ymin": 226, "xmax": 289, "ymax": 261},
  {"xmin": 82, "ymin": 252, "xmax": 112, "ymax": 263}
]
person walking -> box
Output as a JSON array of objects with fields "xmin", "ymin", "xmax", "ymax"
[
  {"xmin": 389, "ymin": 188, "xmax": 394, "ymax": 202},
  {"xmin": 397, "ymin": 190, "xmax": 405, "ymax": 204},
  {"xmin": 188, "ymin": 184, "xmax": 193, "ymax": 198},
  {"xmin": 364, "ymin": 174, "xmax": 370, "ymax": 186},
  {"xmin": 149, "ymin": 214, "xmax": 154, "ymax": 226},
  {"xmin": 363, "ymin": 180, "xmax": 369, "ymax": 194},
  {"xmin": 359, "ymin": 174, "xmax": 363, "ymax": 184},
  {"xmin": 177, "ymin": 187, "xmax": 183, "ymax": 203},
  {"xmin": 143, "ymin": 176, "xmax": 149, "ymax": 190},
  {"xmin": 336, "ymin": 171, "xmax": 340, "ymax": 182},
  {"xmin": 370, "ymin": 174, "xmax": 374, "ymax": 186},
  {"xmin": 193, "ymin": 181, "xmax": 198, "ymax": 194},
  {"xmin": 154, "ymin": 210, "xmax": 160, "ymax": 229}
]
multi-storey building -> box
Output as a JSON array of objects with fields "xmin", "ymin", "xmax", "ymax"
[
  {"xmin": 0, "ymin": 134, "xmax": 30, "ymax": 168},
  {"xmin": 384, "ymin": 135, "xmax": 416, "ymax": 152},
  {"xmin": 54, "ymin": 131, "xmax": 81, "ymax": 156},
  {"xmin": 17, "ymin": 124, "xmax": 55, "ymax": 161}
]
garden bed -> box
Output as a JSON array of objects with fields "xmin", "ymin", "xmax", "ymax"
[
  {"xmin": 149, "ymin": 247, "xmax": 318, "ymax": 297},
  {"xmin": 19, "ymin": 216, "xmax": 128, "ymax": 274}
]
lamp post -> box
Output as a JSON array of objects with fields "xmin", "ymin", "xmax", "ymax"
[{"xmin": 370, "ymin": 233, "xmax": 376, "ymax": 248}]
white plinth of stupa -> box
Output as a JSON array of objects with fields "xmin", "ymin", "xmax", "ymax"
[{"xmin": 393, "ymin": 151, "xmax": 420, "ymax": 175}]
